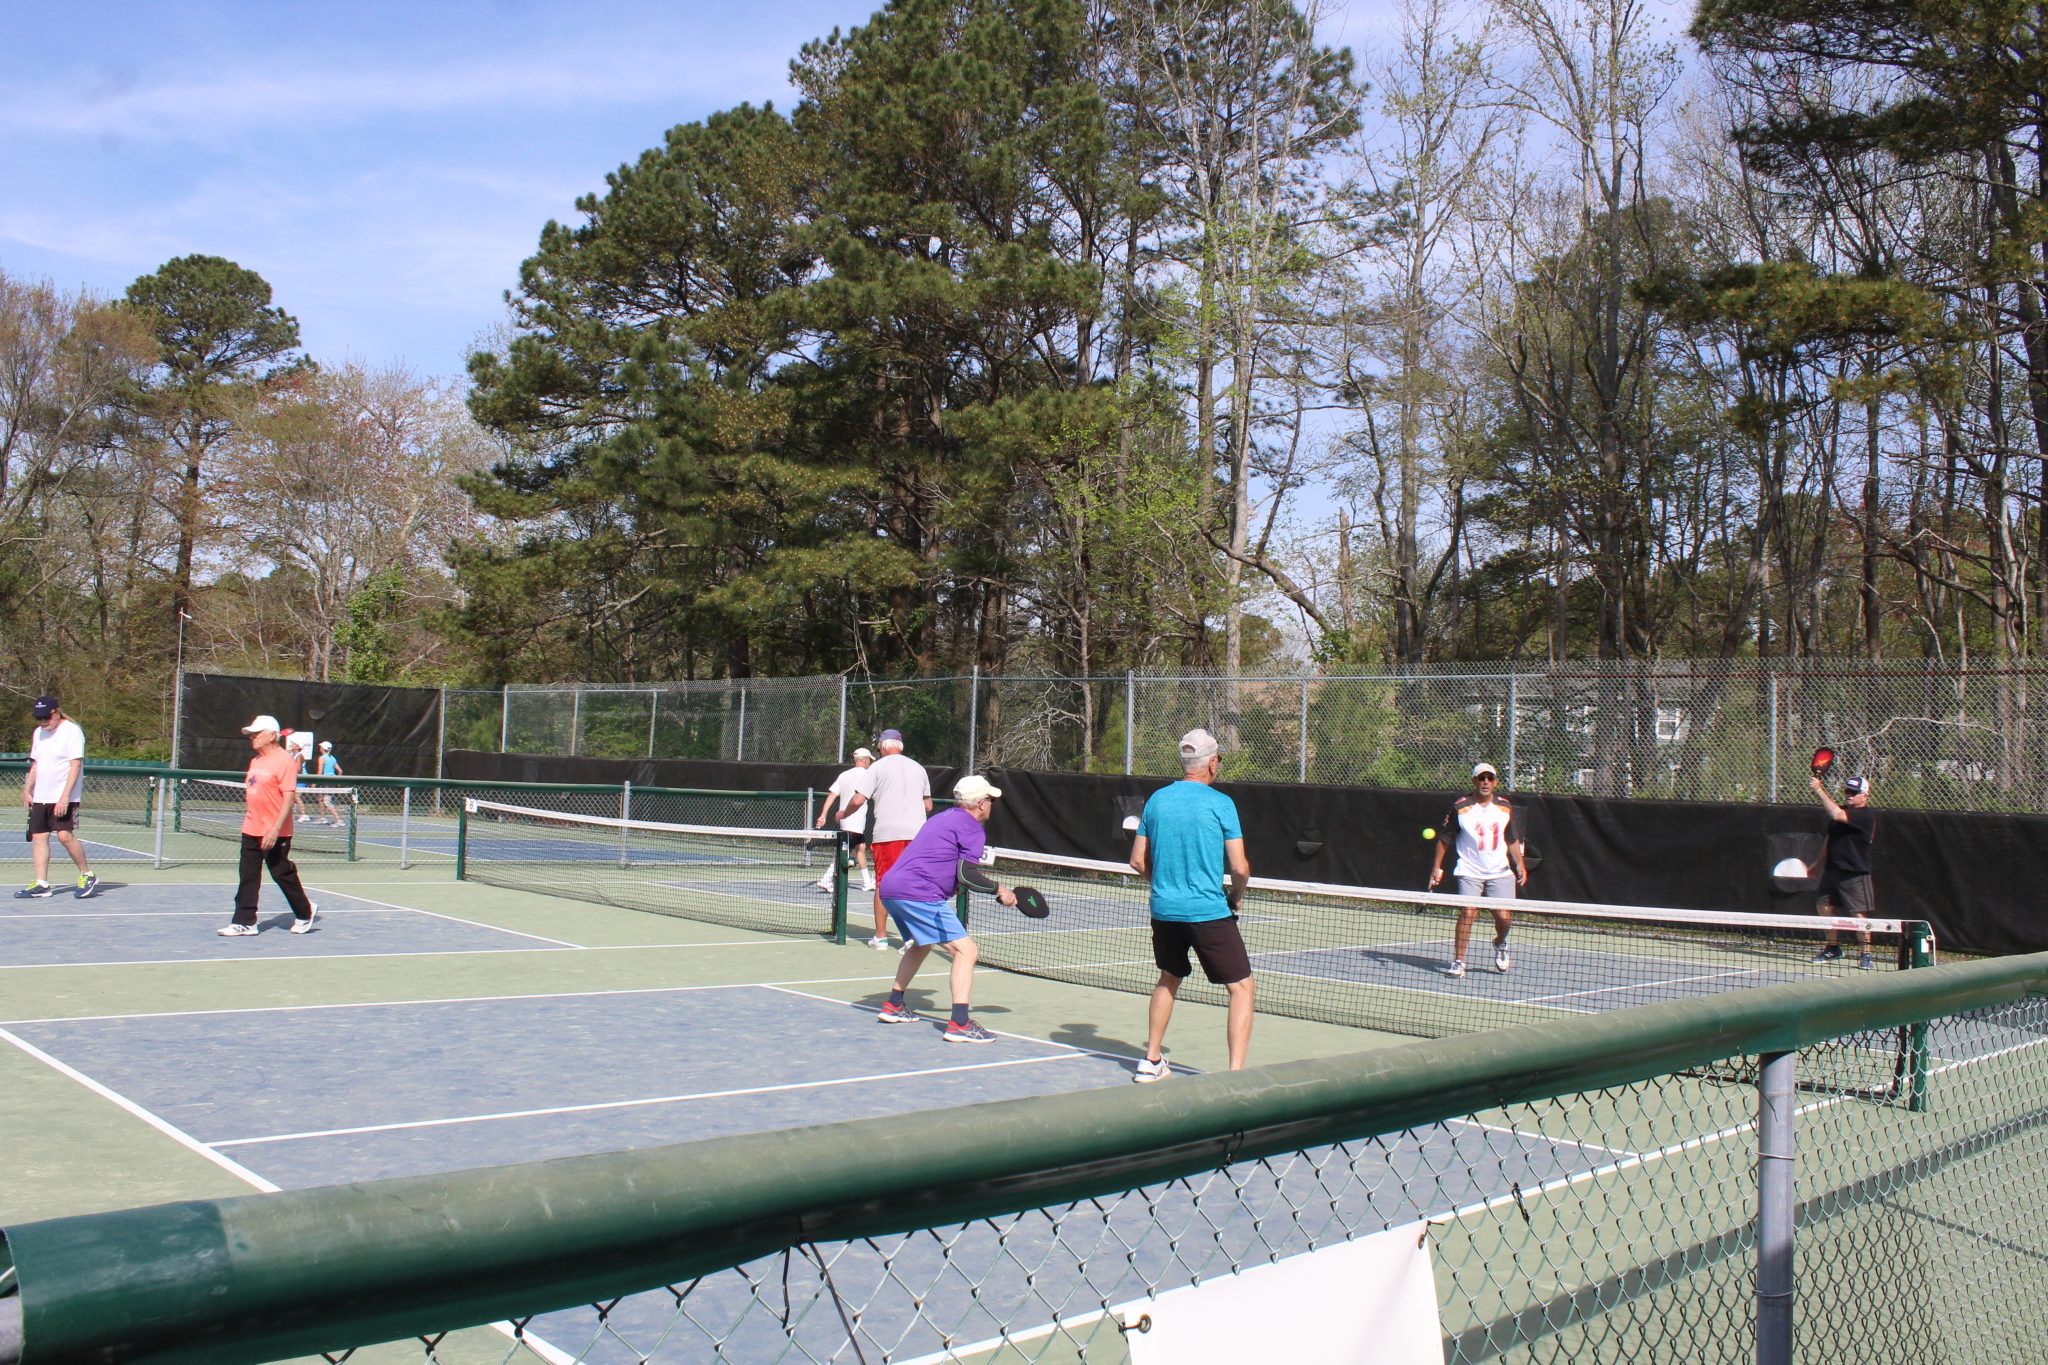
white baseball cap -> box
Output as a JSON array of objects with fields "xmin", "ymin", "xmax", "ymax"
[
  {"xmin": 319, "ymin": 740, "xmax": 333, "ymax": 750},
  {"xmin": 241, "ymin": 715, "xmax": 282, "ymax": 734},
  {"xmin": 1471, "ymin": 762, "xmax": 1499, "ymax": 779},
  {"xmin": 953, "ymin": 775, "xmax": 1003, "ymax": 804},
  {"xmin": 852, "ymin": 746, "xmax": 874, "ymax": 759},
  {"xmin": 1178, "ymin": 728, "xmax": 1220, "ymax": 763}
]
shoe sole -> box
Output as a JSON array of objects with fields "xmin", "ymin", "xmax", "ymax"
[
  {"xmin": 943, "ymin": 1032, "xmax": 996, "ymax": 1044},
  {"xmin": 876, "ymin": 1012, "xmax": 921, "ymax": 1025}
]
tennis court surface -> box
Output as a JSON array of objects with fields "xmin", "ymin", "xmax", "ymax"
[{"xmin": 4, "ymin": 794, "xmax": 2045, "ymax": 1364}]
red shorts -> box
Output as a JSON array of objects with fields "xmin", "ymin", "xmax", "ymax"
[{"xmin": 871, "ymin": 840, "xmax": 912, "ymax": 883}]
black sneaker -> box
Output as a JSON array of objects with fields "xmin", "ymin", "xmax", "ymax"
[{"xmin": 1810, "ymin": 945, "xmax": 1843, "ymax": 964}]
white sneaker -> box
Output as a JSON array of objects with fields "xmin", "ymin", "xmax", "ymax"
[
  {"xmin": 868, "ymin": 935, "xmax": 891, "ymax": 951},
  {"xmin": 861, "ymin": 874, "xmax": 875, "ymax": 892},
  {"xmin": 1133, "ymin": 1057, "xmax": 1171, "ymax": 1084},
  {"xmin": 1494, "ymin": 945, "xmax": 1512, "ymax": 974},
  {"xmin": 1443, "ymin": 959, "xmax": 1466, "ymax": 978},
  {"xmin": 216, "ymin": 923, "xmax": 259, "ymax": 937},
  {"xmin": 814, "ymin": 876, "xmax": 834, "ymax": 892},
  {"xmin": 290, "ymin": 903, "xmax": 318, "ymax": 934}
]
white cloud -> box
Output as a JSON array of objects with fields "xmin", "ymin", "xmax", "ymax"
[{"xmin": 0, "ymin": 43, "xmax": 793, "ymax": 145}]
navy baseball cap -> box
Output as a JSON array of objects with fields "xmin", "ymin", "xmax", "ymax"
[
  {"xmin": 878, "ymin": 728, "xmax": 904, "ymax": 744},
  {"xmin": 31, "ymin": 695, "xmax": 58, "ymax": 719}
]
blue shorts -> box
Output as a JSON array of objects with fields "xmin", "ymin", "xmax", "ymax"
[{"xmin": 883, "ymin": 897, "xmax": 968, "ymax": 947}]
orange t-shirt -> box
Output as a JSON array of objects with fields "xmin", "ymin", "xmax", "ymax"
[{"xmin": 242, "ymin": 747, "xmax": 298, "ymax": 838}]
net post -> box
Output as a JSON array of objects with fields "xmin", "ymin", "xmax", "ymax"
[
  {"xmin": 804, "ymin": 787, "xmax": 814, "ymax": 834},
  {"xmin": 455, "ymin": 800, "xmax": 469, "ymax": 881},
  {"xmin": 832, "ymin": 834, "xmax": 849, "ymax": 944},
  {"xmin": 345, "ymin": 792, "xmax": 358, "ymax": 862},
  {"xmin": 1907, "ymin": 922, "xmax": 1935, "ymax": 1112},
  {"xmin": 1755, "ymin": 1049, "xmax": 1796, "ymax": 1365},
  {"xmin": 399, "ymin": 785, "xmax": 412, "ymax": 871},
  {"xmin": 619, "ymin": 781, "xmax": 633, "ymax": 869}
]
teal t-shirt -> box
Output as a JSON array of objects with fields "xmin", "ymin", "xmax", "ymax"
[{"xmin": 1139, "ymin": 780, "xmax": 1243, "ymax": 922}]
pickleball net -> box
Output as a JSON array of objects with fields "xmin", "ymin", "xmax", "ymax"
[
  {"xmin": 172, "ymin": 777, "xmax": 358, "ymax": 857},
  {"xmin": 974, "ymin": 847, "xmax": 1933, "ymax": 1055},
  {"xmin": 458, "ymin": 797, "xmax": 844, "ymax": 938}
]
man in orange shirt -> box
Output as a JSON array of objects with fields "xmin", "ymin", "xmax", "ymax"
[{"xmin": 217, "ymin": 714, "xmax": 318, "ymax": 937}]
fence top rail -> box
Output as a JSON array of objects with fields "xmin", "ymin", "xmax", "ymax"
[
  {"xmin": 5, "ymin": 952, "xmax": 2041, "ymax": 1365},
  {"xmin": 0, "ymin": 761, "xmax": 814, "ymax": 802}
]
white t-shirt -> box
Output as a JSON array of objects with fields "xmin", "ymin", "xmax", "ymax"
[
  {"xmin": 865, "ymin": 752, "xmax": 931, "ymax": 843},
  {"xmin": 828, "ymin": 764, "xmax": 876, "ymax": 835},
  {"xmin": 1446, "ymin": 796, "xmax": 1519, "ymax": 880},
  {"xmin": 29, "ymin": 719, "xmax": 85, "ymax": 805}
]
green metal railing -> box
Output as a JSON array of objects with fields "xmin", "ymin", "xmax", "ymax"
[{"xmin": 3, "ymin": 954, "xmax": 2043, "ymax": 1364}]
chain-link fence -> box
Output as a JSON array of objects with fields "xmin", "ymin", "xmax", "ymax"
[
  {"xmin": 0, "ymin": 764, "xmax": 816, "ymax": 873},
  {"xmin": 435, "ymin": 660, "xmax": 2048, "ymax": 812},
  {"xmin": 6, "ymin": 956, "xmax": 2042, "ymax": 1364}
]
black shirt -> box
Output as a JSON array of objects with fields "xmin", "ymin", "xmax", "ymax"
[{"xmin": 1825, "ymin": 806, "xmax": 1875, "ymax": 876}]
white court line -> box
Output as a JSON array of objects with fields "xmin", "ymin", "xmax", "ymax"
[
  {"xmin": 1514, "ymin": 966, "xmax": 1768, "ymax": 1006},
  {"xmin": 1448, "ymin": 1116, "xmax": 1643, "ymax": 1160},
  {"xmin": 1, "ymin": 974, "xmax": 903, "ymax": 1026},
  {"xmin": 0, "ymin": 1025, "xmax": 278, "ymax": 1190},
  {"xmin": 212, "ymin": 1054, "xmax": 1082, "ymax": 1147},
  {"xmin": 759, "ymin": 983, "xmax": 1188, "ymax": 1074},
  {"xmin": 301, "ymin": 886, "xmax": 580, "ymax": 947}
]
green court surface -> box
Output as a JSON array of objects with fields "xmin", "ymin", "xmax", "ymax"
[
  {"xmin": 9, "ymin": 842, "xmax": 2041, "ymax": 1364},
  {"xmin": 0, "ymin": 857, "xmax": 1393, "ymax": 1232}
]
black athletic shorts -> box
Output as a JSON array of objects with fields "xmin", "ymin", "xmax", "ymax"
[
  {"xmin": 1818, "ymin": 871, "xmax": 1876, "ymax": 918},
  {"xmin": 26, "ymin": 802, "xmax": 78, "ymax": 837},
  {"xmin": 1152, "ymin": 915, "xmax": 1253, "ymax": 985},
  {"xmin": 842, "ymin": 830, "xmax": 868, "ymax": 849}
]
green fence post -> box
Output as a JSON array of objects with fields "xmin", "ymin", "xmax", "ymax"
[{"xmin": 1908, "ymin": 922, "xmax": 1935, "ymax": 1112}]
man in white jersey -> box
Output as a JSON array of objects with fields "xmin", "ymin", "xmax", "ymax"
[
  {"xmin": 862, "ymin": 728, "xmax": 931, "ymax": 950},
  {"xmin": 1427, "ymin": 761, "xmax": 1526, "ymax": 977},
  {"xmin": 814, "ymin": 746, "xmax": 877, "ymax": 892},
  {"xmin": 18, "ymin": 695, "xmax": 97, "ymax": 899}
]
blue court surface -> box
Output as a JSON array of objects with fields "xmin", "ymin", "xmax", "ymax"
[
  {"xmin": 0, "ymin": 973, "xmax": 1637, "ymax": 1363},
  {"xmin": 0, "ymin": 885, "xmax": 573, "ymax": 966}
]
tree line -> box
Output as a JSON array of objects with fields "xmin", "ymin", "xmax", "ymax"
[{"xmin": 4, "ymin": 0, "xmax": 2043, "ymax": 756}]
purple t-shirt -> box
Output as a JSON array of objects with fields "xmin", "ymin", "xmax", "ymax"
[{"xmin": 878, "ymin": 806, "xmax": 987, "ymax": 903}]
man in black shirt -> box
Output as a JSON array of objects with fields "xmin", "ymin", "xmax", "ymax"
[{"xmin": 1809, "ymin": 773, "xmax": 1877, "ymax": 969}]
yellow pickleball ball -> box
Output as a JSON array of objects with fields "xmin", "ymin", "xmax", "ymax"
[{"xmin": 1422, "ymin": 827, "xmax": 1437, "ymax": 841}]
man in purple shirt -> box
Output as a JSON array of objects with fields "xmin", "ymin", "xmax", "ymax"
[{"xmin": 876, "ymin": 774, "xmax": 1018, "ymax": 1042}]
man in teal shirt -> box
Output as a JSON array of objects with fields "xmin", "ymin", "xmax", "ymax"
[{"xmin": 1128, "ymin": 727, "xmax": 1254, "ymax": 1081}]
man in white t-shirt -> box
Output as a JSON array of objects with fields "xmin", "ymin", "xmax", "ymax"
[
  {"xmin": 814, "ymin": 746, "xmax": 878, "ymax": 893},
  {"xmin": 1426, "ymin": 761, "xmax": 1527, "ymax": 978},
  {"xmin": 861, "ymin": 728, "xmax": 931, "ymax": 950},
  {"xmin": 19, "ymin": 695, "xmax": 96, "ymax": 899}
]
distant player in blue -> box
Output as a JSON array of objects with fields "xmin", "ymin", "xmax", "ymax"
[
  {"xmin": 1128, "ymin": 727, "xmax": 1253, "ymax": 1081},
  {"xmin": 314, "ymin": 740, "xmax": 344, "ymax": 826}
]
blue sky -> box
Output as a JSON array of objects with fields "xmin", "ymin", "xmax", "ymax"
[
  {"xmin": 1, "ymin": 0, "xmax": 891, "ymax": 378},
  {"xmin": 5, "ymin": 1, "xmax": 1402, "ymax": 383}
]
